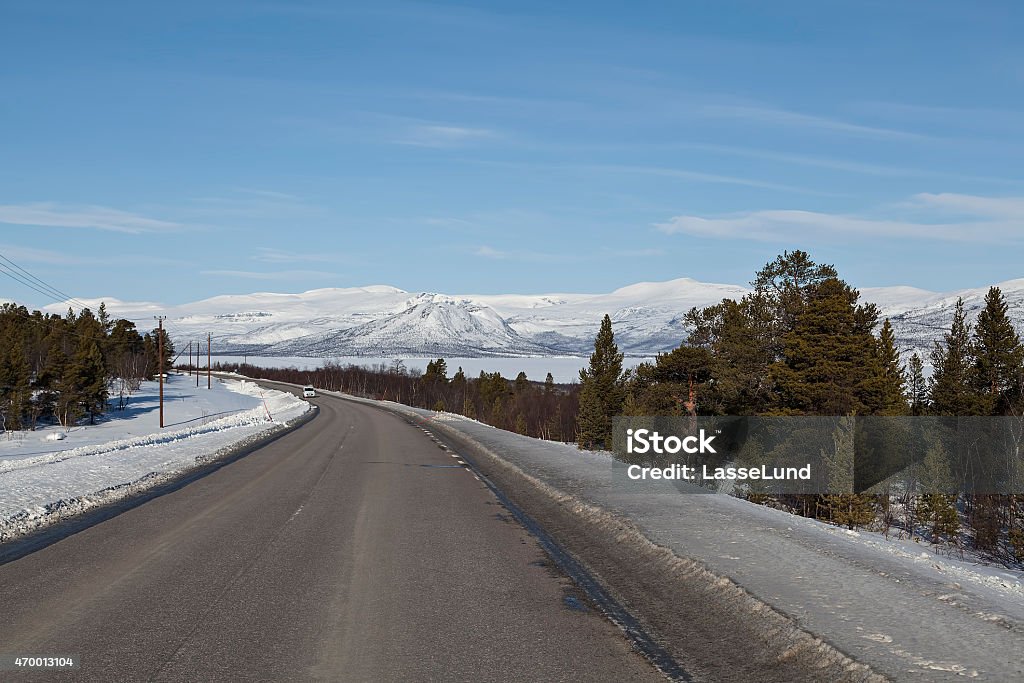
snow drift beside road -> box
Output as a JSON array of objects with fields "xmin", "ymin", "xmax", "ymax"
[{"xmin": 0, "ymin": 375, "xmax": 310, "ymax": 541}]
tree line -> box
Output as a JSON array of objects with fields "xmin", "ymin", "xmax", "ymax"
[
  {"xmin": 0, "ymin": 302, "xmax": 172, "ymax": 432},
  {"xmin": 213, "ymin": 359, "xmax": 581, "ymax": 442}
]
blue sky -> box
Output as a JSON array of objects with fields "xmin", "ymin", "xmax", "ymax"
[{"xmin": 2, "ymin": 0, "xmax": 1024, "ymax": 308}]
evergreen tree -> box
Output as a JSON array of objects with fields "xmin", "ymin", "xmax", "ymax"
[
  {"xmin": 423, "ymin": 358, "xmax": 448, "ymax": 383},
  {"xmin": 906, "ymin": 353, "xmax": 928, "ymax": 416},
  {"xmin": 971, "ymin": 287, "xmax": 1024, "ymax": 415},
  {"xmin": 577, "ymin": 314, "xmax": 624, "ymax": 449},
  {"xmin": 749, "ymin": 250, "xmax": 840, "ymax": 361},
  {"xmin": 624, "ymin": 345, "xmax": 717, "ymax": 416},
  {"xmin": 819, "ymin": 420, "xmax": 876, "ymax": 528},
  {"xmin": 773, "ymin": 278, "xmax": 879, "ymax": 415},
  {"xmin": 514, "ymin": 413, "xmax": 527, "ymax": 435},
  {"xmin": 918, "ymin": 493, "xmax": 960, "ymax": 543},
  {"xmin": 98, "ymin": 302, "xmax": 111, "ymax": 328},
  {"xmin": 685, "ymin": 298, "xmax": 774, "ymax": 414},
  {"xmin": 929, "ymin": 298, "xmax": 978, "ymax": 416},
  {"xmin": 870, "ymin": 319, "xmax": 907, "ymax": 415},
  {"xmin": 514, "ymin": 371, "xmax": 529, "ymax": 394},
  {"xmin": 69, "ymin": 334, "xmax": 108, "ymax": 424},
  {"xmin": 0, "ymin": 337, "xmax": 31, "ymax": 430}
]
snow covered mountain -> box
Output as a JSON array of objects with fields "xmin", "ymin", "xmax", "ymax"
[
  {"xmin": 871, "ymin": 279, "xmax": 1024, "ymax": 361},
  {"xmin": 47, "ymin": 277, "xmax": 1024, "ymax": 361},
  {"xmin": 266, "ymin": 294, "xmax": 549, "ymax": 357}
]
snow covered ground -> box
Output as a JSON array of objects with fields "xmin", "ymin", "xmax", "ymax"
[{"xmin": 0, "ymin": 374, "xmax": 310, "ymax": 541}]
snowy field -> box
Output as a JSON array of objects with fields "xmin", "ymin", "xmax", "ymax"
[
  {"xmin": 0, "ymin": 374, "xmax": 310, "ymax": 541},
  {"xmin": 213, "ymin": 355, "xmax": 653, "ymax": 384}
]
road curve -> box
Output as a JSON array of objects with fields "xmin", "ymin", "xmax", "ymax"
[{"xmin": 0, "ymin": 389, "xmax": 662, "ymax": 682}]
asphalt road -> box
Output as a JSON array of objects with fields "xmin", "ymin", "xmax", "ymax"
[{"xmin": 0, "ymin": 390, "xmax": 662, "ymax": 682}]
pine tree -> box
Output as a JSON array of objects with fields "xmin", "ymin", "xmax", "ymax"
[
  {"xmin": 929, "ymin": 298, "xmax": 978, "ymax": 416},
  {"xmin": 820, "ymin": 421, "xmax": 876, "ymax": 528},
  {"xmin": 577, "ymin": 314, "xmax": 624, "ymax": 449},
  {"xmin": 514, "ymin": 371, "xmax": 529, "ymax": 394},
  {"xmin": 749, "ymin": 250, "xmax": 840, "ymax": 362},
  {"xmin": 0, "ymin": 336, "xmax": 31, "ymax": 430},
  {"xmin": 919, "ymin": 493, "xmax": 960, "ymax": 543},
  {"xmin": 971, "ymin": 287, "xmax": 1024, "ymax": 415},
  {"xmin": 685, "ymin": 298, "xmax": 773, "ymax": 414},
  {"xmin": 773, "ymin": 278, "xmax": 879, "ymax": 415},
  {"xmin": 872, "ymin": 318, "xmax": 906, "ymax": 415},
  {"xmin": 514, "ymin": 413, "xmax": 527, "ymax": 435},
  {"xmin": 652, "ymin": 345, "xmax": 714, "ymax": 415},
  {"xmin": 69, "ymin": 335, "xmax": 108, "ymax": 424},
  {"xmin": 423, "ymin": 358, "xmax": 448, "ymax": 383},
  {"xmin": 906, "ymin": 353, "xmax": 928, "ymax": 416}
]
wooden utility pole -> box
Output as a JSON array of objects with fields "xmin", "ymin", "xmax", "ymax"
[
  {"xmin": 188, "ymin": 341, "xmax": 192, "ymax": 376},
  {"xmin": 156, "ymin": 316, "xmax": 166, "ymax": 428},
  {"xmin": 207, "ymin": 333, "xmax": 211, "ymax": 390},
  {"xmin": 196, "ymin": 341, "xmax": 200, "ymax": 388}
]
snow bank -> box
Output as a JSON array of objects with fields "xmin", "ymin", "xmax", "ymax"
[{"xmin": 0, "ymin": 375, "xmax": 310, "ymax": 542}]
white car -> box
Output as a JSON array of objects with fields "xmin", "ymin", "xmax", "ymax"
[{"xmin": 302, "ymin": 386, "xmax": 316, "ymax": 398}]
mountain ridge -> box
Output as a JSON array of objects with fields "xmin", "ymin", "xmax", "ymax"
[{"xmin": 40, "ymin": 277, "xmax": 1024, "ymax": 361}]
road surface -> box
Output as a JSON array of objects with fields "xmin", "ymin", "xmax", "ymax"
[{"xmin": 0, "ymin": 390, "xmax": 663, "ymax": 682}]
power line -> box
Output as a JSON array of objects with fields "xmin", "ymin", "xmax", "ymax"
[
  {"xmin": 0, "ymin": 262, "xmax": 76, "ymax": 307},
  {"xmin": 0, "ymin": 251, "xmax": 90, "ymax": 311},
  {"xmin": 0, "ymin": 250, "xmax": 199, "ymax": 353}
]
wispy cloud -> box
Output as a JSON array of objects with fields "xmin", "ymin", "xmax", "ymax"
[
  {"xmin": 231, "ymin": 187, "xmax": 302, "ymax": 201},
  {"xmin": 473, "ymin": 245, "xmax": 666, "ymax": 263},
  {"xmin": 251, "ymin": 247, "xmax": 345, "ymax": 264},
  {"xmin": 201, "ymin": 269, "xmax": 338, "ymax": 281},
  {"xmin": 394, "ymin": 124, "xmax": 498, "ymax": 148},
  {"xmin": 186, "ymin": 188, "xmax": 318, "ymax": 220},
  {"xmin": 656, "ymin": 193, "xmax": 1024, "ymax": 244},
  {"xmin": 0, "ymin": 243, "xmax": 98, "ymax": 265},
  {"xmin": 252, "ymin": 2, "xmax": 506, "ymax": 31},
  {"xmin": 284, "ymin": 111, "xmax": 503, "ymax": 149},
  {"xmin": 852, "ymin": 101, "xmax": 1024, "ymax": 131},
  {"xmin": 602, "ymin": 247, "xmax": 666, "ymax": 258},
  {"xmin": 473, "ymin": 245, "xmax": 560, "ymax": 262},
  {"xmin": 425, "ymin": 216, "xmax": 476, "ymax": 230},
  {"xmin": 700, "ymin": 104, "xmax": 927, "ymax": 141},
  {"xmin": 0, "ymin": 243, "xmax": 188, "ymax": 269},
  {"xmin": 910, "ymin": 192, "xmax": 1024, "ymax": 218},
  {"xmin": 661, "ymin": 142, "xmax": 1023, "ymax": 184},
  {"xmin": 581, "ymin": 163, "xmax": 829, "ymax": 195},
  {"xmin": 0, "ymin": 203, "xmax": 183, "ymax": 233}
]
